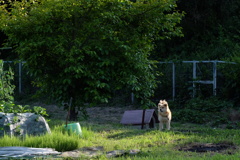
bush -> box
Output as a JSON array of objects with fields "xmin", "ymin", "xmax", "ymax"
[
  {"xmin": 0, "ymin": 60, "xmax": 15, "ymax": 102},
  {"xmin": 173, "ymin": 97, "xmax": 234, "ymax": 125},
  {"xmin": 0, "ymin": 60, "xmax": 48, "ymax": 117},
  {"xmin": 220, "ymin": 58, "xmax": 240, "ymax": 103},
  {"xmin": 0, "ymin": 100, "xmax": 48, "ymax": 117}
]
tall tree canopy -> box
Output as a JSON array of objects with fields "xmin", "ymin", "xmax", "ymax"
[
  {"xmin": 0, "ymin": 0, "xmax": 184, "ymax": 119},
  {"xmin": 154, "ymin": 0, "xmax": 240, "ymax": 60}
]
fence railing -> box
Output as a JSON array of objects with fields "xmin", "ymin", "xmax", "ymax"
[
  {"xmin": 159, "ymin": 60, "xmax": 236, "ymax": 100},
  {"xmin": 2, "ymin": 60, "xmax": 237, "ymax": 100}
]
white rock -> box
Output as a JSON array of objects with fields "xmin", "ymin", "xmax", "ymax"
[{"xmin": 0, "ymin": 112, "xmax": 51, "ymax": 137}]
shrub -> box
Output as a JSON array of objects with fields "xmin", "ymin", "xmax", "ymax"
[
  {"xmin": 0, "ymin": 100, "xmax": 48, "ymax": 117},
  {"xmin": 173, "ymin": 97, "xmax": 234, "ymax": 125},
  {"xmin": 0, "ymin": 60, "xmax": 15, "ymax": 102},
  {"xmin": 0, "ymin": 60, "xmax": 48, "ymax": 117}
]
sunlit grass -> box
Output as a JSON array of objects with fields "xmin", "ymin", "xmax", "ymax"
[
  {"xmin": 0, "ymin": 121, "xmax": 96, "ymax": 151},
  {"xmin": 0, "ymin": 129, "xmax": 80, "ymax": 151},
  {"xmin": 0, "ymin": 121, "xmax": 240, "ymax": 159}
]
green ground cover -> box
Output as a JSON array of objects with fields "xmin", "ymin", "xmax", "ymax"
[{"xmin": 1, "ymin": 120, "xmax": 240, "ymax": 159}]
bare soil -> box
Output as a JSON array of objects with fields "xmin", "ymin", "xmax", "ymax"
[
  {"xmin": 178, "ymin": 142, "xmax": 238, "ymax": 154},
  {"xmin": 35, "ymin": 102, "xmax": 137, "ymax": 124}
]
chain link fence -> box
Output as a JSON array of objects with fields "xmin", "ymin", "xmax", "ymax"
[
  {"xmin": 3, "ymin": 60, "xmax": 237, "ymax": 103},
  {"xmin": 155, "ymin": 60, "xmax": 236, "ymax": 101}
]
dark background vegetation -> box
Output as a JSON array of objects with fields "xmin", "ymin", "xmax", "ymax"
[{"xmin": 1, "ymin": 0, "xmax": 240, "ymax": 127}]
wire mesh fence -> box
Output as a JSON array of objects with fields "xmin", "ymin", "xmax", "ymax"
[
  {"xmin": 3, "ymin": 61, "xmax": 36, "ymax": 96},
  {"xmin": 2, "ymin": 60, "xmax": 237, "ymax": 103},
  {"xmin": 155, "ymin": 61, "xmax": 236, "ymax": 101}
]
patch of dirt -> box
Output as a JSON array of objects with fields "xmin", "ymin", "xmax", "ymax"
[
  {"xmin": 84, "ymin": 106, "xmax": 136, "ymax": 124},
  {"xmin": 178, "ymin": 142, "xmax": 238, "ymax": 154},
  {"xmin": 35, "ymin": 102, "xmax": 136, "ymax": 124},
  {"xmin": 31, "ymin": 103, "xmax": 67, "ymax": 120}
]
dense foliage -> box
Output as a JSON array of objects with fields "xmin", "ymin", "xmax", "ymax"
[
  {"xmin": 0, "ymin": 60, "xmax": 48, "ymax": 117},
  {"xmin": 154, "ymin": 0, "xmax": 240, "ymax": 61},
  {"xmin": 0, "ymin": 100, "xmax": 48, "ymax": 117},
  {"xmin": 170, "ymin": 97, "xmax": 240, "ymax": 128},
  {"xmin": 153, "ymin": 0, "xmax": 240, "ymax": 107},
  {"xmin": 172, "ymin": 97, "xmax": 231, "ymax": 123},
  {"xmin": 0, "ymin": 0, "xmax": 184, "ymax": 119},
  {"xmin": 1, "ymin": 0, "xmax": 240, "ymax": 124},
  {"xmin": 0, "ymin": 60, "xmax": 15, "ymax": 102}
]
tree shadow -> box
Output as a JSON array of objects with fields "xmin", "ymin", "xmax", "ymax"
[{"xmin": 107, "ymin": 128, "xmax": 151, "ymax": 139}]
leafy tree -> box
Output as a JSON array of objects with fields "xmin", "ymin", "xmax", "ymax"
[
  {"xmin": 153, "ymin": 0, "xmax": 240, "ymax": 61},
  {"xmin": 0, "ymin": 0, "xmax": 184, "ymax": 120}
]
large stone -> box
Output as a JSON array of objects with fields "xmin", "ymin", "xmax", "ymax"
[{"xmin": 0, "ymin": 112, "xmax": 51, "ymax": 137}]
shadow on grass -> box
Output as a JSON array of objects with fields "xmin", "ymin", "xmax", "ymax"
[
  {"xmin": 107, "ymin": 130, "xmax": 145, "ymax": 139},
  {"xmin": 107, "ymin": 128, "xmax": 150, "ymax": 139},
  {"xmin": 106, "ymin": 127, "xmax": 178, "ymax": 140}
]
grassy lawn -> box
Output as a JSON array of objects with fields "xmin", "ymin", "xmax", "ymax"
[
  {"xmin": 1, "ymin": 119, "xmax": 240, "ymax": 159},
  {"xmin": 51, "ymin": 120, "xmax": 240, "ymax": 159},
  {"xmin": 77, "ymin": 121, "xmax": 240, "ymax": 160}
]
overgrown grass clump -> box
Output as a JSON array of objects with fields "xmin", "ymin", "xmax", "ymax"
[{"xmin": 0, "ymin": 121, "xmax": 95, "ymax": 152}]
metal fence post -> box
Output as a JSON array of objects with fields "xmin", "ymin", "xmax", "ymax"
[
  {"xmin": 213, "ymin": 61, "xmax": 217, "ymax": 96},
  {"xmin": 19, "ymin": 62, "xmax": 22, "ymax": 93},
  {"xmin": 192, "ymin": 61, "xmax": 197, "ymax": 98},
  {"xmin": 131, "ymin": 92, "xmax": 134, "ymax": 104},
  {"xmin": 172, "ymin": 63, "xmax": 175, "ymax": 101}
]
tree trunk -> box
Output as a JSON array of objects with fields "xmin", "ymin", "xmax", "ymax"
[{"xmin": 69, "ymin": 107, "xmax": 78, "ymax": 121}]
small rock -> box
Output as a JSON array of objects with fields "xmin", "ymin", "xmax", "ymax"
[
  {"xmin": 129, "ymin": 149, "xmax": 141, "ymax": 155},
  {"xmin": 59, "ymin": 151, "xmax": 81, "ymax": 158},
  {"xmin": 60, "ymin": 146, "xmax": 104, "ymax": 158},
  {"xmin": 80, "ymin": 146, "xmax": 104, "ymax": 151},
  {"xmin": 106, "ymin": 150, "xmax": 126, "ymax": 158},
  {"xmin": 106, "ymin": 149, "xmax": 141, "ymax": 158}
]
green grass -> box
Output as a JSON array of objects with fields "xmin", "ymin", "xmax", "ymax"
[{"xmin": 1, "ymin": 121, "xmax": 240, "ymax": 159}]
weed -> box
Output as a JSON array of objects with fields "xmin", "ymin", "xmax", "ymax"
[
  {"xmin": 12, "ymin": 116, "xmax": 17, "ymax": 124},
  {"xmin": 14, "ymin": 125, "xmax": 21, "ymax": 135}
]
